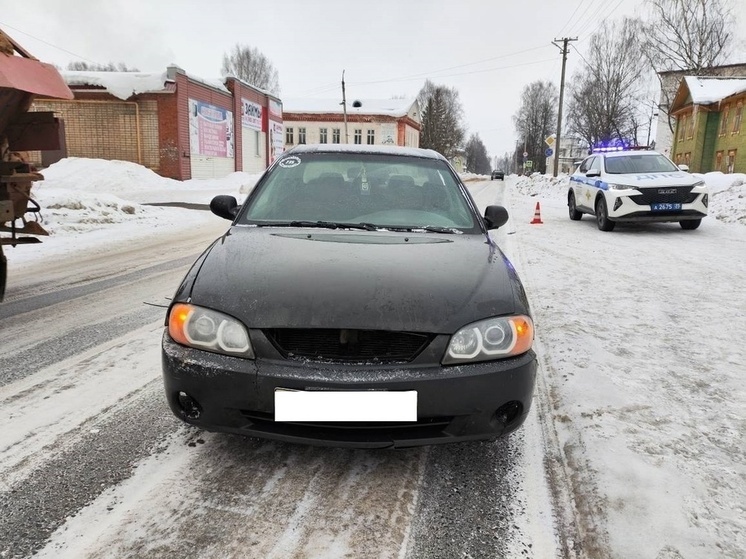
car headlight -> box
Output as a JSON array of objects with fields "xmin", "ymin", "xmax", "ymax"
[
  {"xmin": 607, "ymin": 183, "xmax": 633, "ymax": 191},
  {"xmin": 443, "ymin": 315, "xmax": 534, "ymax": 364},
  {"xmin": 692, "ymin": 180, "xmax": 705, "ymax": 188},
  {"xmin": 168, "ymin": 303, "xmax": 254, "ymax": 358}
]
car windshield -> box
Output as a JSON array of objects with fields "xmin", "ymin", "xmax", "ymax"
[
  {"xmin": 238, "ymin": 151, "xmax": 479, "ymax": 231},
  {"xmin": 604, "ymin": 154, "xmax": 680, "ymax": 174}
]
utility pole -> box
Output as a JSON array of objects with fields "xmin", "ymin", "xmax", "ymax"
[
  {"xmin": 341, "ymin": 70, "xmax": 349, "ymax": 144},
  {"xmin": 552, "ymin": 37, "xmax": 576, "ymax": 177}
]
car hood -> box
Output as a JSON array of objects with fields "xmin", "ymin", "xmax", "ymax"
[
  {"xmin": 186, "ymin": 227, "xmax": 525, "ymax": 334},
  {"xmin": 604, "ymin": 171, "xmax": 704, "ymax": 188}
]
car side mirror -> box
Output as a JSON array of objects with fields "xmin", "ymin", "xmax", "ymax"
[
  {"xmin": 210, "ymin": 195, "xmax": 239, "ymax": 221},
  {"xmin": 484, "ymin": 205, "xmax": 509, "ymax": 230},
  {"xmin": 678, "ymin": 164, "xmax": 690, "ymax": 172},
  {"xmin": 586, "ymin": 169, "xmax": 601, "ymax": 178}
]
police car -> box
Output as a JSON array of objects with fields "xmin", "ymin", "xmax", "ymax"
[{"xmin": 568, "ymin": 148, "xmax": 708, "ymax": 231}]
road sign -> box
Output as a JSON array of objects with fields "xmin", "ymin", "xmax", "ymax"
[
  {"xmin": 545, "ymin": 148, "xmax": 554, "ymax": 157},
  {"xmin": 523, "ymin": 151, "xmax": 528, "ymax": 158},
  {"xmin": 524, "ymin": 160, "xmax": 533, "ymax": 169},
  {"xmin": 545, "ymin": 135, "xmax": 555, "ymax": 147}
]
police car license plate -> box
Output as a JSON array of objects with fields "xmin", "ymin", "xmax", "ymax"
[
  {"xmin": 274, "ymin": 388, "xmax": 417, "ymax": 422},
  {"xmin": 651, "ymin": 202, "xmax": 681, "ymax": 211}
]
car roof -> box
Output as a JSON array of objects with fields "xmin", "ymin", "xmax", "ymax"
[{"xmin": 284, "ymin": 143, "xmax": 447, "ymax": 162}]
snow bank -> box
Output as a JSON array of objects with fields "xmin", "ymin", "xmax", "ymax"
[{"xmin": 28, "ymin": 158, "xmax": 262, "ymax": 236}]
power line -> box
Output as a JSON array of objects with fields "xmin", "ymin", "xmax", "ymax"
[
  {"xmin": 564, "ymin": 0, "xmax": 604, "ymax": 36},
  {"xmin": 556, "ymin": 0, "xmax": 593, "ymax": 37},
  {"xmin": 0, "ymin": 20, "xmax": 101, "ymax": 64}
]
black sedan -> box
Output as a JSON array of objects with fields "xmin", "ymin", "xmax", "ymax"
[{"xmin": 162, "ymin": 144, "xmax": 537, "ymax": 448}]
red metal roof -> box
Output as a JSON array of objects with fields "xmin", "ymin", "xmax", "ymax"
[{"xmin": 0, "ymin": 54, "xmax": 73, "ymax": 100}]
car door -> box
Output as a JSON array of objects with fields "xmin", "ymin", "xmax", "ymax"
[{"xmin": 573, "ymin": 156, "xmax": 594, "ymax": 211}]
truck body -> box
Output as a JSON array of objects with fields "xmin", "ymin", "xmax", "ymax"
[{"xmin": 0, "ymin": 28, "xmax": 73, "ymax": 301}]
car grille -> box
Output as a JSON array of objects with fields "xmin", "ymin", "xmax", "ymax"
[
  {"xmin": 264, "ymin": 328, "xmax": 434, "ymax": 363},
  {"xmin": 631, "ymin": 186, "xmax": 699, "ymax": 205},
  {"xmin": 239, "ymin": 410, "xmax": 455, "ymax": 441}
]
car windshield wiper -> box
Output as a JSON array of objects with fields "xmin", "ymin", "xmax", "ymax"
[
  {"xmin": 383, "ymin": 225, "xmax": 460, "ymax": 234},
  {"xmin": 254, "ymin": 221, "xmax": 380, "ymax": 231}
]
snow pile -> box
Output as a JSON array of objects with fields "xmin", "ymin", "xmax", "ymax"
[
  {"xmin": 29, "ymin": 158, "xmax": 262, "ymax": 236},
  {"xmin": 513, "ymin": 173, "xmax": 569, "ymax": 197},
  {"xmin": 516, "ymin": 171, "xmax": 746, "ymax": 225},
  {"xmin": 459, "ymin": 172, "xmax": 490, "ymax": 182},
  {"xmin": 696, "ymin": 172, "xmax": 746, "ymax": 225}
]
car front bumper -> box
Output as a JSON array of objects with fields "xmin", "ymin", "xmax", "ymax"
[
  {"xmin": 606, "ymin": 190, "xmax": 708, "ymax": 222},
  {"xmin": 161, "ymin": 333, "xmax": 537, "ymax": 448}
]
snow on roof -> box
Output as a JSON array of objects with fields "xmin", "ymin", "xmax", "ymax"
[
  {"xmin": 60, "ymin": 69, "xmax": 231, "ymax": 100},
  {"xmin": 61, "ymin": 70, "xmax": 171, "ymax": 100},
  {"xmin": 684, "ymin": 76, "xmax": 746, "ymax": 104},
  {"xmin": 282, "ymin": 97, "xmax": 416, "ymax": 117}
]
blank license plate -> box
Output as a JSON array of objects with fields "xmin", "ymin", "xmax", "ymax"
[
  {"xmin": 651, "ymin": 202, "xmax": 681, "ymax": 211},
  {"xmin": 274, "ymin": 389, "xmax": 417, "ymax": 422}
]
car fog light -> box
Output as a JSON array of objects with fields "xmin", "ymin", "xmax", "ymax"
[
  {"xmin": 703, "ymin": 194, "xmax": 708, "ymax": 207},
  {"xmin": 613, "ymin": 198, "xmax": 623, "ymax": 211}
]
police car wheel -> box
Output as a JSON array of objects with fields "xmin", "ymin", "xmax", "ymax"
[
  {"xmin": 568, "ymin": 192, "xmax": 582, "ymax": 221},
  {"xmin": 595, "ymin": 197, "xmax": 615, "ymax": 231},
  {"xmin": 680, "ymin": 219, "xmax": 701, "ymax": 230}
]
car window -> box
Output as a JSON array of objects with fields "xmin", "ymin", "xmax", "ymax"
[
  {"xmin": 578, "ymin": 156, "xmax": 593, "ymax": 173},
  {"xmin": 589, "ymin": 157, "xmax": 602, "ymax": 172},
  {"xmin": 604, "ymin": 154, "xmax": 680, "ymax": 174},
  {"xmin": 239, "ymin": 152, "xmax": 479, "ymax": 231}
]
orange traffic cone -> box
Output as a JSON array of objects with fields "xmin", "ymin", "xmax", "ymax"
[{"xmin": 530, "ymin": 202, "xmax": 544, "ymax": 224}]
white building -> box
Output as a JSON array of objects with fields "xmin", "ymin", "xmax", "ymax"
[
  {"xmin": 545, "ymin": 134, "xmax": 588, "ymax": 174},
  {"xmin": 281, "ymin": 98, "xmax": 420, "ymax": 149}
]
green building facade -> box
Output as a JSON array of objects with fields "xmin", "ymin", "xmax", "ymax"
[{"xmin": 671, "ymin": 77, "xmax": 746, "ymax": 174}]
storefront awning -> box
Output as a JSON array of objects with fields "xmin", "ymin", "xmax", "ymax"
[{"xmin": 0, "ymin": 55, "xmax": 74, "ymax": 100}]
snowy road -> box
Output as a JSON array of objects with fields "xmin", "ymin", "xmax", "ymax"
[{"xmin": 2, "ymin": 174, "xmax": 743, "ymax": 559}]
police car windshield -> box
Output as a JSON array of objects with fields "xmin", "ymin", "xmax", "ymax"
[{"xmin": 605, "ymin": 154, "xmax": 680, "ymax": 174}]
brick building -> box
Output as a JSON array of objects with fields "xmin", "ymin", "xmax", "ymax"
[
  {"xmin": 670, "ymin": 76, "xmax": 746, "ymax": 174},
  {"xmin": 30, "ymin": 65, "xmax": 282, "ymax": 180},
  {"xmin": 281, "ymin": 98, "xmax": 420, "ymax": 149}
]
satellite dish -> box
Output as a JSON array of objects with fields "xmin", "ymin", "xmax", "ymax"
[{"xmin": 352, "ymin": 100, "xmax": 362, "ymax": 108}]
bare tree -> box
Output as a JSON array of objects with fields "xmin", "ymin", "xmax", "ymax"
[
  {"xmin": 418, "ymin": 82, "xmax": 466, "ymax": 160},
  {"xmin": 640, "ymin": 0, "xmax": 734, "ymax": 133},
  {"xmin": 67, "ymin": 61, "xmax": 139, "ymax": 71},
  {"xmin": 221, "ymin": 44, "xmax": 280, "ymax": 95},
  {"xmin": 566, "ymin": 18, "xmax": 647, "ymax": 148},
  {"xmin": 465, "ymin": 133, "xmax": 491, "ymax": 175},
  {"xmin": 513, "ymin": 80, "xmax": 558, "ymax": 174}
]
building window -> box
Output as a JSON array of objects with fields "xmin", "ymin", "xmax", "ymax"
[
  {"xmin": 285, "ymin": 127, "xmax": 294, "ymax": 144},
  {"xmin": 298, "ymin": 127, "xmax": 306, "ymax": 144},
  {"xmin": 727, "ymin": 150, "xmax": 736, "ymax": 173},
  {"xmin": 733, "ymin": 103, "xmax": 742, "ymax": 135},
  {"xmin": 686, "ymin": 111, "xmax": 695, "ymax": 139},
  {"xmin": 332, "ymin": 128, "xmax": 340, "ymax": 144},
  {"xmin": 684, "ymin": 152, "xmax": 691, "ymax": 165},
  {"xmin": 678, "ymin": 115, "xmax": 686, "ymax": 141},
  {"xmin": 255, "ymin": 130, "xmax": 260, "ymax": 156},
  {"xmin": 319, "ymin": 128, "xmax": 328, "ymax": 144},
  {"xmin": 716, "ymin": 150, "xmax": 723, "ymax": 172},
  {"xmin": 719, "ymin": 105, "xmax": 730, "ymax": 136},
  {"xmin": 367, "ymin": 129, "xmax": 375, "ymax": 145},
  {"xmin": 354, "ymin": 129, "xmax": 362, "ymax": 144}
]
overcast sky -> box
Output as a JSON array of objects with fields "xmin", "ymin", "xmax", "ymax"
[{"xmin": 3, "ymin": 0, "xmax": 745, "ymax": 160}]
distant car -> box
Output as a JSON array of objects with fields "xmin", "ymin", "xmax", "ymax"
[
  {"xmin": 491, "ymin": 170, "xmax": 505, "ymax": 180},
  {"xmin": 568, "ymin": 148, "xmax": 708, "ymax": 231},
  {"xmin": 162, "ymin": 144, "xmax": 537, "ymax": 448}
]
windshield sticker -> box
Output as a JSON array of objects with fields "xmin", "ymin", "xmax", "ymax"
[{"xmin": 279, "ymin": 156, "xmax": 301, "ymax": 168}]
